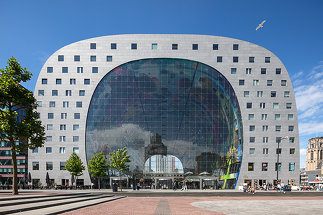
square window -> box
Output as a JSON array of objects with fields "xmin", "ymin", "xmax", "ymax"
[
  {"xmin": 46, "ymin": 147, "xmax": 52, "ymax": 153},
  {"xmin": 90, "ymin": 43, "xmax": 96, "ymax": 49},
  {"xmin": 48, "ymin": 113, "xmax": 54, "ymax": 119},
  {"xmin": 111, "ymin": 43, "xmax": 117, "ymax": 49},
  {"xmin": 249, "ymin": 57, "xmax": 254, "ymax": 63},
  {"xmin": 231, "ymin": 68, "xmax": 237, "ymax": 74},
  {"xmin": 263, "ymin": 137, "xmax": 269, "ymax": 143},
  {"xmin": 271, "ymin": 91, "xmax": 276, "ymax": 97},
  {"xmin": 59, "ymin": 147, "xmax": 66, "ymax": 154},
  {"xmin": 261, "ymin": 68, "xmax": 266, "ymax": 74},
  {"xmin": 246, "ymin": 103, "xmax": 252, "ymax": 109},
  {"xmin": 262, "ymin": 114, "xmax": 267, "ymax": 120},
  {"xmin": 286, "ymin": 103, "xmax": 292, "ymax": 109},
  {"xmin": 267, "ymin": 80, "xmax": 273, "ymax": 86},
  {"xmin": 73, "ymin": 124, "xmax": 79, "ymax": 130},
  {"xmin": 265, "ymin": 57, "xmax": 271, "ymax": 63},
  {"xmin": 74, "ymin": 55, "xmax": 80, "ymax": 61},
  {"xmin": 233, "ymin": 56, "xmax": 239, "ymax": 62},
  {"xmin": 273, "ymin": 103, "xmax": 279, "ymax": 109},
  {"xmin": 73, "ymin": 147, "xmax": 79, "ymax": 153},
  {"xmin": 90, "ymin": 56, "xmax": 96, "ymax": 62},
  {"xmin": 106, "ymin": 56, "xmax": 112, "ymax": 62},
  {"xmin": 275, "ymin": 163, "xmax": 281, "ymax": 171},
  {"xmin": 253, "ymin": 80, "xmax": 259, "ymax": 86},
  {"xmin": 47, "ymin": 67, "xmax": 53, "ymax": 73},
  {"xmin": 59, "ymin": 136, "xmax": 66, "ymax": 142},
  {"xmin": 290, "ymin": 148, "xmax": 295, "ymax": 154},
  {"xmin": 249, "ymin": 125, "xmax": 255, "ymax": 131},
  {"xmin": 58, "ymin": 55, "xmax": 64, "ymax": 61},
  {"xmin": 276, "ymin": 68, "xmax": 281, "ymax": 74},
  {"xmin": 262, "ymin": 163, "xmax": 268, "ymax": 171},
  {"xmin": 60, "ymin": 124, "xmax": 66, "ymax": 130},
  {"xmin": 217, "ymin": 56, "xmax": 222, "ymax": 62},
  {"xmin": 63, "ymin": 101, "xmax": 69, "ymax": 108},
  {"xmin": 46, "ymin": 162, "xmax": 53, "ymax": 170},
  {"xmin": 281, "ymin": 80, "xmax": 287, "ymax": 86},
  {"xmin": 288, "ymin": 114, "xmax": 294, "ymax": 120},
  {"xmin": 92, "ymin": 67, "xmax": 98, "ymax": 73},
  {"xmin": 52, "ymin": 90, "xmax": 58, "ymax": 96},
  {"xmin": 79, "ymin": 90, "xmax": 85, "ymax": 96},
  {"xmin": 289, "ymin": 163, "xmax": 295, "ymax": 171},
  {"xmin": 37, "ymin": 101, "xmax": 42, "ymax": 107},
  {"xmin": 77, "ymin": 67, "xmax": 83, "ymax": 73},
  {"xmin": 84, "ymin": 79, "xmax": 90, "ymax": 85},
  {"xmin": 32, "ymin": 148, "xmax": 38, "ymax": 153},
  {"xmin": 47, "ymin": 124, "xmax": 53, "ymax": 130},
  {"xmin": 42, "ymin": 79, "xmax": 47, "ymax": 84},
  {"xmin": 249, "ymin": 148, "xmax": 255, "ymax": 154},
  {"xmin": 248, "ymin": 163, "xmax": 254, "ymax": 171},
  {"xmin": 250, "ymin": 137, "xmax": 255, "ymax": 142},
  {"xmin": 70, "ymin": 79, "xmax": 76, "ymax": 85},
  {"xmin": 73, "ymin": 136, "xmax": 79, "ymax": 142},
  {"xmin": 74, "ymin": 113, "xmax": 80, "ymax": 119},
  {"xmin": 246, "ymin": 68, "xmax": 252, "ymax": 74},
  {"xmin": 61, "ymin": 113, "xmax": 67, "ymax": 119},
  {"xmin": 275, "ymin": 125, "xmax": 281, "ymax": 132},
  {"xmin": 38, "ymin": 90, "xmax": 44, "ymax": 96},
  {"xmin": 262, "ymin": 125, "xmax": 268, "ymax": 131},
  {"xmin": 60, "ymin": 162, "xmax": 66, "ymax": 170},
  {"xmin": 213, "ymin": 44, "xmax": 218, "ymax": 50},
  {"xmin": 192, "ymin": 44, "xmax": 198, "ymax": 50},
  {"xmin": 76, "ymin": 101, "xmax": 82, "ymax": 108},
  {"xmin": 276, "ymin": 148, "xmax": 282, "ymax": 154},
  {"xmin": 62, "ymin": 67, "xmax": 68, "ymax": 73},
  {"xmin": 239, "ymin": 80, "xmax": 245, "ymax": 86},
  {"xmin": 32, "ymin": 162, "xmax": 39, "ymax": 170},
  {"xmin": 248, "ymin": 114, "xmax": 254, "ymax": 120},
  {"xmin": 46, "ymin": 136, "xmax": 52, "ymax": 142},
  {"xmin": 49, "ymin": 101, "xmax": 55, "ymax": 107},
  {"xmin": 263, "ymin": 148, "xmax": 269, "ymax": 154},
  {"xmin": 260, "ymin": 102, "xmax": 266, "ymax": 109},
  {"xmin": 152, "ymin": 43, "xmax": 158, "ymax": 50},
  {"xmin": 289, "ymin": 137, "xmax": 295, "ymax": 143},
  {"xmin": 288, "ymin": 126, "xmax": 294, "ymax": 131},
  {"xmin": 257, "ymin": 91, "xmax": 263, "ymax": 97},
  {"xmin": 172, "ymin": 44, "xmax": 178, "ymax": 50},
  {"xmin": 244, "ymin": 91, "xmax": 249, "ymax": 97},
  {"xmin": 131, "ymin": 43, "xmax": 137, "ymax": 49},
  {"xmin": 56, "ymin": 79, "xmax": 62, "ymax": 84},
  {"xmin": 284, "ymin": 91, "xmax": 290, "ymax": 97},
  {"xmin": 233, "ymin": 44, "xmax": 239, "ymax": 50},
  {"xmin": 65, "ymin": 90, "xmax": 72, "ymax": 96}
]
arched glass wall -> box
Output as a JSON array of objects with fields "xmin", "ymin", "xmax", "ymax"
[{"xmin": 86, "ymin": 58, "xmax": 243, "ymax": 188}]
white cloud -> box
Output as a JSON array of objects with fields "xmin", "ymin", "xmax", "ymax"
[
  {"xmin": 299, "ymin": 148, "xmax": 307, "ymax": 156},
  {"xmin": 298, "ymin": 121, "xmax": 323, "ymax": 136}
]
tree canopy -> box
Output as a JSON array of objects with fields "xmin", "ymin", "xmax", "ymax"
[
  {"xmin": 0, "ymin": 57, "xmax": 45, "ymax": 195},
  {"xmin": 88, "ymin": 152, "xmax": 109, "ymax": 189},
  {"xmin": 65, "ymin": 152, "xmax": 85, "ymax": 178}
]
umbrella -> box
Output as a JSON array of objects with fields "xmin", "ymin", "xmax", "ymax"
[
  {"xmin": 199, "ymin": 172, "xmax": 210, "ymax": 176},
  {"xmin": 28, "ymin": 172, "xmax": 32, "ymax": 183},
  {"xmin": 184, "ymin": 171, "xmax": 193, "ymax": 176},
  {"xmin": 46, "ymin": 172, "xmax": 50, "ymax": 186}
]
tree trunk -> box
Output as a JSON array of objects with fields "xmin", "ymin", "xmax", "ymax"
[
  {"xmin": 98, "ymin": 177, "xmax": 100, "ymax": 189},
  {"xmin": 11, "ymin": 139, "xmax": 18, "ymax": 195},
  {"xmin": 119, "ymin": 171, "xmax": 122, "ymax": 192}
]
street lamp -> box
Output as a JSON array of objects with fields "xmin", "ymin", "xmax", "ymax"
[{"xmin": 276, "ymin": 136, "xmax": 289, "ymax": 186}]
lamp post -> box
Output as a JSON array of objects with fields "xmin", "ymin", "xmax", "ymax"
[{"xmin": 276, "ymin": 136, "xmax": 288, "ymax": 186}]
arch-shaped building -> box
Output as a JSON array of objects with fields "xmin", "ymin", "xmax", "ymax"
[{"xmin": 30, "ymin": 35, "xmax": 299, "ymax": 189}]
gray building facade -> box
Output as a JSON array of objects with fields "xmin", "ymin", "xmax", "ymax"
[{"xmin": 30, "ymin": 34, "xmax": 300, "ymax": 188}]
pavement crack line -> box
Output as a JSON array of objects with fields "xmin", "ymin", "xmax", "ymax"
[{"xmin": 154, "ymin": 199, "xmax": 171, "ymax": 215}]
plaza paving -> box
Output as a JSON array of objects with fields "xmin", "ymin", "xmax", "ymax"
[{"xmin": 0, "ymin": 189, "xmax": 322, "ymax": 214}]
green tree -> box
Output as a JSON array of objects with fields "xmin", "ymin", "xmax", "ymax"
[
  {"xmin": 65, "ymin": 152, "xmax": 85, "ymax": 186},
  {"xmin": 108, "ymin": 147, "xmax": 131, "ymax": 191},
  {"xmin": 88, "ymin": 152, "xmax": 109, "ymax": 189},
  {"xmin": 0, "ymin": 57, "xmax": 45, "ymax": 195}
]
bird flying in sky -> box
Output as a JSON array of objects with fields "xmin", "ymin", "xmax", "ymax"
[{"xmin": 256, "ymin": 20, "xmax": 266, "ymax": 31}]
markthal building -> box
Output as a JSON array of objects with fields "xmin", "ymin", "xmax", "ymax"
[{"xmin": 30, "ymin": 35, "xmax": 299, "ymax": 189}]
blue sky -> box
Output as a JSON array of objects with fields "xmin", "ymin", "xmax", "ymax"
[{"xmin": 1, "ymin": 0, "xmax": 322, "ymax": 167}]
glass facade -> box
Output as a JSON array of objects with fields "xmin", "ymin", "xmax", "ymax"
[{"xmin": 86, "ymin": 58, "xmax": 243, "ymax": 189}]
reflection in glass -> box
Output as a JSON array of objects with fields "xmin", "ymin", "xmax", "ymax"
[{"xmin": 86, "ymin": 58, "xmax": 243, "ymax": 189}]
